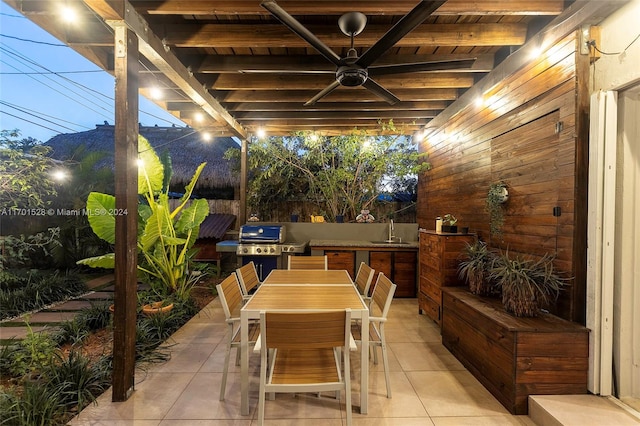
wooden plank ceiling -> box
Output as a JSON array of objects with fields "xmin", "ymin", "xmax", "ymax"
[{"xmin": 9, "ymin": 0, "xmax": 567, "ymax": 137}]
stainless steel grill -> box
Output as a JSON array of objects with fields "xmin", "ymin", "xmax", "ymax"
[{"xmin": 236, "ymin": 225, "xmax": 307, "ymax": 256}]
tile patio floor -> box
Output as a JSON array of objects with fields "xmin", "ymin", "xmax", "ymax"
[{"xmin": 68, "ymin": 298, "xmax": 539, "ymax": 425}]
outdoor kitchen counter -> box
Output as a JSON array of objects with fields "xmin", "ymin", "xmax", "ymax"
[
  {"xmin": 309, "ymin": 239, "xmax": 419, "ymax": 249},
  {"xmin": 310, "ymin": 239, "xmax": 418, "ymax": 297}
]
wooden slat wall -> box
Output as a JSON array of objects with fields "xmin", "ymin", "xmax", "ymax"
[{"xmin": 417, "ymin": 32, "xmax": 585, "ymax": 321}]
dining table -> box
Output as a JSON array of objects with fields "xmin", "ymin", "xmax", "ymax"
[
  {"xmin": 262, "ymin": 268, "xmax": 353, "ymax": 285},
  {"xmin": 239, "ymin": 269, "xmax": 370, "ymax": 415}
]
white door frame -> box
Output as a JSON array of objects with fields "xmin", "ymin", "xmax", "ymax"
[{"xmin": 586, "ymin": 90, "xmax": 617, "ymax": 395}]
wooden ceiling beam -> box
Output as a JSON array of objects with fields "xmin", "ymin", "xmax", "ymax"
[
  {"xmin": 196, "ymin": 54, "xmax": 494, "ymax": 74},
  {"xmin": 167, "ymin": 100, "xmax": 448, "ymax": 112},
  {"xmin": 229, "ymin": 110, "xmax": 439, "ymax": 120},
  {"xmin": 206, "ymin": 74, "xmax": 474, "ymax": 90},
  {"xmin": 83, "ymin": 0, "xmax": 248, "ymax": 140},
  {"xmin": 244, "ymin": 126, "xmax": 425, "ymax": 136},
  {"xmin": 212, "ymin": 88, "xmax": 460, "ymax": 102},
  {"xmin": 129, "ymin": 0, "xmax": 564, "ymax": 16},
  {"xmin": 162, "ymin": 23, "xmax": 527, "ymax": 48},
  {"xmin": 222, "ymin": 101, "xmax": 450, "ymax": 112},
  {"xmin": 239, "ymin": 118, "xmax": 429, "ymax": 128}
]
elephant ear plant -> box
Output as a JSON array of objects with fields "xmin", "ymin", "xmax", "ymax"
[{"xmin": 77, "ymin": 135, "xmax": 209, "ymax": 303}]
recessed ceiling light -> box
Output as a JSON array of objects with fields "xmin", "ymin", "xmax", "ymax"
[
  {"xmin": 149, "ymin": 87, "xmax": 162, "ymax": 100},
  {"xmin": 60, "ymin": 6, "xmax": 77, "ymax": 23}
]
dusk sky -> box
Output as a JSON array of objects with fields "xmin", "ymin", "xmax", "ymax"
[{"xmin": 0, "ymin": 1, "xmax": 186, "ymax": 143}]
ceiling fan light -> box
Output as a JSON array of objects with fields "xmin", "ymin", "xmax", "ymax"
[{"xmin": 336, "ymin": 66, "xmax": 368, "ymax": 87}]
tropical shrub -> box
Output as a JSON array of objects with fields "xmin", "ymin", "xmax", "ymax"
[
  {"xmin": 77, "ymin": 135, "xmax": 209, "ymax": 302},
  {"xmin": 0, "ymin": 270, "xmax": 86, "ymax": 320}
]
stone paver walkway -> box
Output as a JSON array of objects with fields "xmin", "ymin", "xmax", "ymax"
[{"xmin": 0, "ymin": 274, "xmax": 114, "ymax": 341}]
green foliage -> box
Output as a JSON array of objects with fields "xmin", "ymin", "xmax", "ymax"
[
  {"xmin": 0, "ymin": 381, "xmax": 65, "ymax": 426},
  {"xmin": 78, "ymin": 135, "xmax": 209, "ymax": 302},
  {"xmin": 442, "ymin": 214, "xmax": 457, "ymax": 226},
  {"xmin": 0, "ymin": 228, "xmax": 61, "ymax": 269},
  {"xmin": 43, "ymin": 351, "xmax": 111, "ymax": 413},
  {"xmin": 0, "ymin": 283, "xmax": 200, "ymax": 425},
  {"xmin": 489, "ymin": 251, "xmax": 568, "ymax": 317},
  {"xmin": 486, "ymin": 181, "xmax": 508, "ymax": 237},
  {"xmin": 7, "ymin": 322, "xmax": 57, "ymax": 379},
  {"xmin": 0, "ymin": 270, "xmax": 87, "ymax": 320},
  {"xmin": 226, "ymin": 122, "xmax": 430, "ymax": 221},
  {"xmin": 47, "ymin": 144, "xmax": 115, "ymax": 267},
  {"xmin": 53, "ymin": 303, "xmax": 112, "ymax": 346},
  {"xmin": 0, "ymin": 129, "xmax": 57, "ymax": 209},
  {"xmin": 457, "ymin": 240, "xmax": 497, "ymax": 296}
]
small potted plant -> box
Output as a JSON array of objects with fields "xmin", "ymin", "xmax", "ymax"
[
  {"xmin": 457, "ymin": 240, "xmax": 497, "ymax": 296},
  {"xmin": 441, "ymin": 214, "xmax": 458, "ymax": 233},
  {"xmin": 486, "ymin": 182, "xmax": 509, "ymax": 237},
  {"xmin": 489, "ymin": 251, "xmax": 568, "ymax": 317}
]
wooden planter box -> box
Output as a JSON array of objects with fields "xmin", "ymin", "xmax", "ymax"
[{"xmin": 441, "ymin": 287, "xmax": 589, "ymax": 414}]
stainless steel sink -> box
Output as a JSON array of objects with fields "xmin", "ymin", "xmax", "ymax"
[{"xmin": 370, "ymin": 240, "xmax": 409, "ymax": 245}]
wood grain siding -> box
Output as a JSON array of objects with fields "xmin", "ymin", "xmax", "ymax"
[{"xmin": 418, "ymin": 33, "xmax": 586, "ymax": 321}]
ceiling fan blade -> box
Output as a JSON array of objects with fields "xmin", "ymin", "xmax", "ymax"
[
  {"xmin": 261, "ymin": 0, "xmax": 342, "ymax": 66},
  {"xmin": 368, "ymin": 58, "xmax": 476, "ymax": 76},
  {"xmin": 357, "ymin": 1, "xmax": 446, "ymax": 68},
  {"xmin": 304, "ymin": 80, "xmax": 342, "ymax": 106},
  {"xmin": 362, "ymin": 79, "xmax": 401, "ymax": 105}
]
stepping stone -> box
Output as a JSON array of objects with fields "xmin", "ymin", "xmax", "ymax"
[
  {"xmin": 18, "ymin": 311, "xmax": 78, "ymax": 323},
  {"xmin": 48, "ymin": 300, "xmax": 96, "ymax": 311},
  {"xmin": 85, "ymin": 274, "xmax": 114, "ymax": 289},
  {"xmin": 79, "ymin": 292, "xmax": 114, "ymax": 300},
  {"xmin": 0, "ymin": 325, "xmax": 52, "ymax": 340}
]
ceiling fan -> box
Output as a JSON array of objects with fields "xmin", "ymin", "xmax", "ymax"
[{"xmin": 261, "ymin": 0, "xmax": 476, "ymax": 106}]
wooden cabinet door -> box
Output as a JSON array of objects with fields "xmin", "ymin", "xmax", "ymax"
[
  {"xmin": 369, "ymin": 251, "xmax": 392, "ymax": 279},
  {"xmin": 326, "ymin": 251, "xmax": 355, "ymax": 278},
  {"xmin": 393, "ymin": 251, "xmax": 417, "ymax": 297}
]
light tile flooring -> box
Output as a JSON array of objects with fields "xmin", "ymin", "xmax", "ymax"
[{"xmin": 69, "ymin": 298, "xmax": 536, "ymax": 425}]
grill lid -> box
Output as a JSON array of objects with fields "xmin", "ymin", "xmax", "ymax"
[{"xmin": 238, "ymin": 225, "xmax": 285, "ymax": 243}]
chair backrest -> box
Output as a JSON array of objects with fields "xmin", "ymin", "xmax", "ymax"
[
  {"xmin": 216, "ymin": 273, "xmax": 244, "ymax": 320},
  {"xmin": 287, "ymin": 255, "xmax": 328, "ymax": 270},
  {"xmin": 370, "ymin": 273, "xmax": 397, "ymax": 319},
  {"xmin": 354, "ymin": 262, "xmax": 375, "ymax": 297},
  {"xmin": 262, "ymin": 309, "xmax": 351, "ymax": 350},
  {"xmin": 236, "ymin": 261, "xmax": 260, "ymax": 296}
]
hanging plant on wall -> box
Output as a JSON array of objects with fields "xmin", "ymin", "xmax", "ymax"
[{"xmin": 486, "ymin": 182, "xmax": 509, "ymax": 237}]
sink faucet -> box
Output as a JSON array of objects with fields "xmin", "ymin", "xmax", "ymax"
[{"xmin": 389, "ymin": 219, "xmax": 395, "ymax": 241}]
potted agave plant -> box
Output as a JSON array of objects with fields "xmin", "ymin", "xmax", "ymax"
[
  {"xmin": 489, "ymin": 251, "xmax": 567, "ymax": 317},
  {"xmin": 78, "ymin": 135, "xmax": 209, "ymax": 310},
  {"xmin": 457, "ymin": 240, "xmax": 497, "ymax": 296}
]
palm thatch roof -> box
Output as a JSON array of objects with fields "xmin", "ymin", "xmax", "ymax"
[{"xmin": 45, "ymin": 124, "xmax": 240, "ymax": 189}]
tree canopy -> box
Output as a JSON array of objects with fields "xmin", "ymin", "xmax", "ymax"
[
  {"xmin": 227, "ymin": 122, "xmax": 430, "ymax": 222},
  {"xmin": 0, "ymin": 130, "xmax": 57, "ymax": 209}
]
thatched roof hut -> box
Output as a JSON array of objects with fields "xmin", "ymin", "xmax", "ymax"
[{"xmin": 45, "ymin": 124, "xmax": 240, "ymax": 192}]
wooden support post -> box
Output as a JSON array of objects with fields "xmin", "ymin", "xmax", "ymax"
[
  {"xmin": 112, "ymin": 23, "xmax": 139, "ymax": 402},
  {"xmin": 239, "ymin": 138, "xmax": 248, "ymax": 225}
]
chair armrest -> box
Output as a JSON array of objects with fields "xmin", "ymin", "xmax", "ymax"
[{"xmin": 349, "ymin": 332, "xmax": 358, "ymax": 351}]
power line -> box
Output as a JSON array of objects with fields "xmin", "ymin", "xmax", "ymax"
[
  {"xmin": 0, "ymin": 33, "xmax": 67, "ymax": 47},
  {"xmin": 0, "ymin": 55, "xmax": 113, "ymax": 120},
  {"xmin": 0, "ymin": 70, "xmax": 105, "ymax": 75},
  {"xmin": 0, "ymin": 100, "xmax": 92, "ymax": 130},
  {"xmin": 0, "ymin": 110, "xmax": 65, "ymax": 135},
  {"xmin": 0, "ymin": 44, "xmax": 114, "ymax": 108},
  {"xmin": 0, "ymin": 101, "xmax": 81, "ymax": 133}
]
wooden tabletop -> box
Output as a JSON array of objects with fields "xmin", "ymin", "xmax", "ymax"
[
  {"xmin": 243, "ymin": 284, "xmax": 366, "ymax": 314},
  {"xmin": 262, "ymin": 269, "xmax": 353, "ymax": 285}
]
